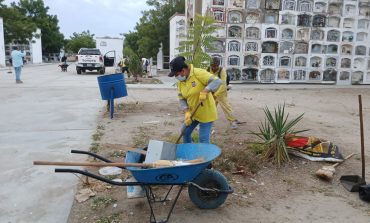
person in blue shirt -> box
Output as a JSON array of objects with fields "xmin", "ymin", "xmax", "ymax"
[{"xmin": 10, "ymin": 47, "xmax": 26, "ymax": 84}]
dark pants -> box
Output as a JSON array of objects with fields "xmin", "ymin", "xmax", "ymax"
[{"xmin": 121, "ymin": 67, "xmax": 129, "ymax": 74}]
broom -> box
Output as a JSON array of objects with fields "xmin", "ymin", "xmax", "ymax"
[{"xmin": 315, "ymin": 153, "xmax": 355, "ymax": 181}]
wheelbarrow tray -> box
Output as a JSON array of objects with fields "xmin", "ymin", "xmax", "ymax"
[{"xmin": 125, "ymin": 143, "xmax": 220, "ymax": 184}]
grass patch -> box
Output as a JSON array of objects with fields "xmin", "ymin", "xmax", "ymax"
[
  {"xmin": 214, "ymin": 147, "xmax": 261, "ymax": 174},
  {"xmin": 163, "ymin": 131, "xmax": 199, "ymax": 144},
  {"xmin": 105, "ymin": 175, "xmax": 122, "ymax": 180},
  {"xmin": 164, "ymin": 134, "xmax": 178, "ymax": 143},
  {"xmin": 89, "ymin": 142, "xmax": 100, "ymax": 153},
  {"xmin": 95, "ymin": 213, "xmax": 121, "ymax": 223},
  {"xmin": 92, "ymin": 131, "xmax": 104, "ymax": 141},
  {"xmin": 247, "ymin": 143, "xmax": 265, "ymax": 155},
  {"xmin": 163, "ymin": 121, "xmax": 175, "ymax": 126},
  {"xmin": 91, "ymin": 196, "xmax": 117, "ymax": 211},
  {"xmin": 132, "ymin": 126, "xmax": 151, "ymax": 148},
  {"xmin": 109, "ymin": 150, "xmax": 126, "ymax": 158},
  {"xmin": 97, "ymin": 125, "xmax": 105, "ymax": 131},
  {"xmin": 116, "ymin": 102, "xmax": 144, "ymax": 112}
]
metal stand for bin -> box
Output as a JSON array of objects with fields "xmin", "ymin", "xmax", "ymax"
[{"xmin": 110, "ymin": 86, "xmax": 114, "ymax": 119}]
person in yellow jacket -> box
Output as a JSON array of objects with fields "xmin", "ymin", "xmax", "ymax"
[
  {"xmin": 118, "ymin": 58, "xmax": 130, "ymax": 78},
  {"xmin": 168, "ymin": 56, "xmax": 222, "ymax": 143},
  {"xmin": 209, "ymin": 57, "xmax": 242, "ymax": 129}
]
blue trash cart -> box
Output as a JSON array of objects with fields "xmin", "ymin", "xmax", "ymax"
[
  {"xmin": 55, "ymin": 143, "xmax": 233, "ymax": 223},
  {"xmin": 97, "ymin": 73, "xmax": 128, "ymax": 119}
]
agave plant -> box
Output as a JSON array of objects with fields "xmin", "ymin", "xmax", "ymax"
[{"xmin": 251, "ymin": 104, "xmax": 308, "ymax": 167}]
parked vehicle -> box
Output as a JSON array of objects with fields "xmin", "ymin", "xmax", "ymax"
[{"xmin": 75, "ymin": 48, "xmax": 115, "ymax": 74}]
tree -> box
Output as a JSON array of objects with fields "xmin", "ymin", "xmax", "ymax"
[
  {"xmin": 12, "ymin": 0, "xmax": 64, "ymax": 53},
  {"xmin": 123, "ymin": 32, "xmax": 140, "ymax": 55},
  {"xmin": 123, "ymin": 0, "xmax": 185, "ymax": 59},
  {"xmin": 0, "ymin": 1, "xmax": 37, "ymax": 44},
  {"xmin": 124, "ymin": 47, "xmax": 142, "ymax": 81},
  {"xmin": 178, "ymin": 14, "xmax": 219, "ymax": 69},
  {"xmin": 65, "ymin": 31, "xmax": 96, "ymax": 53}
]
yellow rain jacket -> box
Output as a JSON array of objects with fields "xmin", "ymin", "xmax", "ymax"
[
  {"xmin": 177, "ymin": 64, "xmax": 218, "ymax": 123},
  {"xmin": 209, "ymin": 67, "xmax": 227, "ymax": 97}
]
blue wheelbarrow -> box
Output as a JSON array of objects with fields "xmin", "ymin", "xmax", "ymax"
[{"xmin": 43, "ymin": 143, "xmax": 233, "ymax": 223}]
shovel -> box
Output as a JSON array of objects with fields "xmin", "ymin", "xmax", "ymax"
[
  {"xmin": 340, "ymin": 95, "xmax": 366, "ymax": 192},
  {"xmin": 175, "ymin": 102, "xmax": 203, "ymax": 144}
]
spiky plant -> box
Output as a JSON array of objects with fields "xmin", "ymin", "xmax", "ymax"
[
  {"xmin": 251, "ymin": 104, "xmax": 308, "ymax": 167},
  {"xmin": 177, "ymin": 13, "xmax": 219, "ymax": 69}
]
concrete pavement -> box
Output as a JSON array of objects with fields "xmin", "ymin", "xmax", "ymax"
[{"xmin": 0, "ymin": 64, "xmax": 103, "ymax": 223}]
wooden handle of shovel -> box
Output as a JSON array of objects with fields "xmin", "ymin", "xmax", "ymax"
[
  {"xmin": 176, "ymin": 102, "xmax": 203, "ymax": 144},
  {"xmin": 34, "ymin": 158, "xmax": 204, "ymax": 168},
  {"xmin": 358, "ymin": 95, "xmax": 365, "ymax": 180}
]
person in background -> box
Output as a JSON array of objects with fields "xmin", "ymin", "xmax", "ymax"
[
  {"xmin": 119, "ymin": 57, "xmax": 130, "ymax": 78},
  {"xmin": 142, "ymin": 58, "xmax": 149, "ymax": 74},
  {"xmin": 168, "ymin": 56, "xmax": 222, "ymax": 143},
  {"xmin": 61, "ymin": 55, "xmax": 67, "ymax": 65},
  {"xmin": 208, "ymin": 57, "xmax": 243, "ymax": 129},
  {"xmin": 11, "ymin": 46, "xmax": 26, "ymax": 84}
]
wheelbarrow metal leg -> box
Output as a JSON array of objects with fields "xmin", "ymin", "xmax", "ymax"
[{"xmin": 145, "ymin": 185, "xmax": 184, "ymax": 223}]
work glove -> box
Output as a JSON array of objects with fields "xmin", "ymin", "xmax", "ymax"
[
  {"xmin": 184, "ymin": 110, "xmax": 192, "ymax": 126},
  {"xmin": 199, "ymin": 91, "xmax": 207, "ymax": 102}
]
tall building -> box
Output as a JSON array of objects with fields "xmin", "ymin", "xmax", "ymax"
[{"xmin": 174, "ymin": 0, "xmax": 370, "ymax": 85}]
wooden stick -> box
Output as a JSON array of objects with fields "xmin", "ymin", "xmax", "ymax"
[
  {"xmin": 34, "ymin": 158, "xmax": 204, "ymax": 168},
  {"xmin": 358, "ymin": 95, "xmax": 365, "ymax": 180},
  {"xmin": 176, "ymin": 102, "xmax": 203, "ymax": 144},
  {"xmin": 330, "ymin": 153, "xmax": 355, "ymax": 168}
]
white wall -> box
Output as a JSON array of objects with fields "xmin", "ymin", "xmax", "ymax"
[
  {"xmin": 31, "ymin": 29, "xmax": 42, "ymax": 64},
  {"xmin": 96, "ymin": 37, "xmax": 123, "ymax": 64},
  {"xmin": 0, "ymin": 17, "xmax": 5, "ymax": 67},
  {"xmin": 169, "ymin": 14, "xmax": 186, "ymax": 61}
]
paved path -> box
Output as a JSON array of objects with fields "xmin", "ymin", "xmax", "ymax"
[{"xmin": 0, "ymin": 64, "xmax": 103, "ymax": 223}]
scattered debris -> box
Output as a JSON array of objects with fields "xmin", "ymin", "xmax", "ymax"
[
  {"xmin": 232, "ymin": 193, "xmax": 248, "ymax": 199},
  {"xmin": 250, "ymin": 178, "xmax": 258, "ymax": 184},
  {"xmin": 232, "ymin": 170, "xmax": 245, "ymax": 175},
  {"xmin": 75, "ymin": 188, "xmax": 96, "ymax": 203},
  {"xmin": 98, "ymin": 167, "xmax": 122, "ymax": 176},
  {"xmin": 143, "ymin": 120, "xmax": 160, "ymax": 124}
]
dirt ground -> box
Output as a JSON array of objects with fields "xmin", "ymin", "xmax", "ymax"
[{"xmin": 68, "ymin": 85, "xmax": 370, "ymax": 223}]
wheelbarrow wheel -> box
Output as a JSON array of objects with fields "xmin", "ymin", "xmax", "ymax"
[{"xmin": 188, "ymin": 169, "xmax": 229, "ymax": 209}]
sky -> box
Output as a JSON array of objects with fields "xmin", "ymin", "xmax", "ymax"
[{"xmin": 4, "ymin": 0, "xmax": 152, "ymax": 38}]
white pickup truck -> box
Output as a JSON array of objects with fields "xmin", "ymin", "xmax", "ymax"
[{"xmin": 75, "ymin": 48, "xmax": 105, "ymax": 74}]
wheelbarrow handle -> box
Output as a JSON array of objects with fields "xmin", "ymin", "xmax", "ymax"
[{"xmin": 34, "ymin": 161, "xmax": 148, "ymax": 168}]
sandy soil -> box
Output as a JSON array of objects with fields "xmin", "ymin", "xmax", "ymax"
[{"xmin": 68, "ymin": 86, "xmax": 370, "ymax": 223}]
